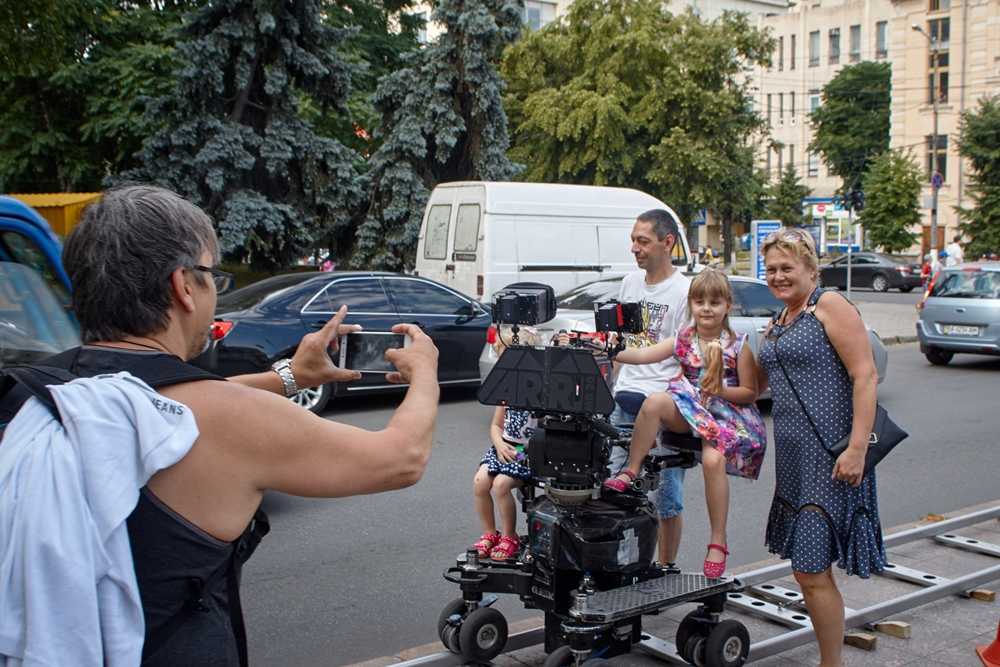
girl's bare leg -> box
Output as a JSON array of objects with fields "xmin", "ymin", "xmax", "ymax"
[
  {"xmin": 473, "ymin": 464, "xmax": 496, "ymax": 533},
  {"xmin": 701, "ymin": 443, "xmax": 729, "ymax": 564},
  {"xmin": 621, "ymin": 393, "xmax": 689, "ymax": 477},
  {"xmin": 492, "ymin": 474, "xmax": 522, "ymax": 537}
]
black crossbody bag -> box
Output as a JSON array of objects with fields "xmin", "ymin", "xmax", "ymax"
[{"xmin": 771, "ymin": 317, "xmax": 908, "ymax": 474}]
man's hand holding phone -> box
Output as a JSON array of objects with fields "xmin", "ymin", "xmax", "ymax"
[
  {"xmin": 291, "ymin": 305, "xmax": 363, "ymax": 387},
  {"xmin": 383, "ymin": 324, "xmax": 438, "ymax": 384}
]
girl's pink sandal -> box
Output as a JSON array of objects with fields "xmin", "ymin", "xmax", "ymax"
[
  {"xmin": 602, "ymin": 469, "xmax": 637, "ymax": 493},
  {"xmin": 703, "ymin": 543, "xmax": 729, "ymax": 578},
  {"xmin": 472, "ymin": 531, "xmax": 500, "ymax": 559},
  {"xmin": 489, "ymin": 535, "xmax": 520, "ymax": 561}
]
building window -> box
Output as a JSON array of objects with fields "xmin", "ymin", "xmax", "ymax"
[
  {"xmin": 807, "ymin": 152, "xmax": 819, "ymax": 177},
  {"xmin": 778, "ymin": 36, "xmax": 784, "ymax": 71},
  {"xmin": 809, "ymin": 30, "xmax": 820, "ymax": 67},
  {"xmin": 789, "ymin": 144, "xmax": 795, "ymax": 170},
  {"xmin": 876, "ymin": 21, "xmax": 888, "ymax": 59},
  {"xmin": 779, "ymin": 92, "xmax": 784, "ymax": 124},
  {"xmin": 928, "ymin": 18, "xmax": 950, "ymax": 103},
  {"xmin": 524, "ymin": 0, "xmax": 557, "ymax": 30},
  {"xmin": 776, "ymin": 146, "xmax": 783, "ymax": 175},
  {"xmin": 926, "ymin": 135, "xmax": 948, "ymax": 182},
  {"xmin": 929, "ymin": 0, "xmax": 950, "ymax": 11},
  {"xmin": 829, "ymin": 28, "xmax": 840, "ymax": 64},
  {"xmin": 767, "ymin": 94, "xmax": 772, "ymax": 126},
  {"xmin": 414, "ymin": 11, "xmax": 428, "ymax": 44},
  {"xmin": 766, "ymin": 149, "xmax": 772, "ymax": 175},
  {"xmin": 809, "ymin": 90, "xmax": 821, "ymax": 113},
  {"xmin": 790, "ymin": 34, "xmax": 796, "ymax": 69},
  {"xmin": 849, "ymin": 25, "xmax": 861, "ymax": 62},
  {"xmin": 790, "ymin": 91, "xmax": 796, "ymax": 118}
]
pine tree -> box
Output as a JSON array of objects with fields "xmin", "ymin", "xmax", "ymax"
[
  {"xmin": 126, "ymin": 0, "xmax": 362, "ymax": 268},
  {"xmin": 859, "ymin": 150, "xmax": 920, "ymax": 253},
  {"xmin": 956, "ymin": 95, "xmax": 1000, "ymax": 259},
  {"xmin": 766, "ymin": 164, "xmax": 811, "ymax": 228},
  {"xmin": 349, "ymin": 0, "xmax": 523, "ymax": 271}
]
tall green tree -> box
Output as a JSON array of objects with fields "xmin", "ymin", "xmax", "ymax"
[
  {"xmin": 0, "ymin": 1, "xmax": 201, "ymax": 192},
  {"xmin": 859, "ymin": 149, "xmax": 921, "ymax": 252},
  {"xmin": 766, "ymin": 164, "xmax": 811, "ymax": 228},
  {"xmin": 349, "ymin": 0, "xmax": 523, "ymax": 271},
  {"xmin": 809, "ymin": 61, "xmax": 891, "ymax": 196},
  {"xmin": 711, "ymin": 145, "xmax": 768, "ymax": 262},
  {"xmin": 502, "ymin": 0, "xmax": 773, "ymax": 253},
  {"xmin": 956, "ymin": 95, "xmax": 1000, "ymax": 259},
  {"xmin": 126, "ymin": 0, "xmax": 362, "ymax": 267}
]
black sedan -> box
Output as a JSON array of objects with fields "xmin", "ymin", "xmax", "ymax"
[
  {"xmin": 192, "ymin": 271, "xmax": 492, "ymax": 413},
  {"xmin": 818, "ymin": 252, "xmax": 923, "ymax": 292}
]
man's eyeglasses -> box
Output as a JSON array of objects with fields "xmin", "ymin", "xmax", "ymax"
[{"xmin": 191, "ymin": 265, "xmax": 235, "ymax": 293}]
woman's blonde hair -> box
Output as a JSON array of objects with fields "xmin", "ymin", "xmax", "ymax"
[
  {"xmin": 760, "ymin": 227, "xmax": 819, "ymax": 276},
  {"xmin": 687, "ymin": 269, "xmax": 734, "ymax": 396}
]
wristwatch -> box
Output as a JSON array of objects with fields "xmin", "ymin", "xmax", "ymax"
[{"xmin": 271, "ymin": 358, "xmax": 299, "ymax": 398}]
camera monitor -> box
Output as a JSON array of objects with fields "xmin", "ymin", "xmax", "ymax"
[{"xmin": 478, "ymin": 346, "xmax": 614, "ymax": 416}]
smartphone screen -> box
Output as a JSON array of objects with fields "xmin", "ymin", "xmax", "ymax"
[{"xmin": 340, "ymin": 332, "xmax": 406, "ymax": 373}]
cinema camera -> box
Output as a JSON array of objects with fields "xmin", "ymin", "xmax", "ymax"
[{"xmin": 437, "ymin": 283, "xmax": 750, "ymax": 667}]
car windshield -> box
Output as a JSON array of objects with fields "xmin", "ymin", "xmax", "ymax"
[
  {"xmin": 216, "ymin": 272, "xmax": 319, "ymax": 312},
  {"xmin": 556, "ymin": 278, "xmax": 623, "ymax": 310},
  {"xmin": 930, "ymin": 269, "xmax": 1000, "ymax": 299},
  {"xmin": 0, "ymin": 262, "xmax": 80, "ymax": 367}
]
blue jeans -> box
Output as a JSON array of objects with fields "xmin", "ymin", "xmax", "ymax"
[{"xmin": 609, "ymin": 391, "xmax": 685, "ymax": 519}]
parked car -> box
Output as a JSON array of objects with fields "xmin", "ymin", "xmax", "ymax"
[
  {"xmin": 818, "ymin": 252, "xmax": 923, "ymax": 293},
  {"xmin": 1, "ymin": 197, "xmax": 80, "ymax": 369},
  {"xmin": 191, "ymin": 271, "xmax": 492, "ymax": 413},
  {"xmin": 916, "ymin": 262, "xmax": 1000, "ymax": 365},
  {"xmin": 478, "ymin": 275, "xmax": 889, "ymax": 393}
]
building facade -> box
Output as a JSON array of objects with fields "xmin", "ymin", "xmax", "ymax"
[{"xmin": 755, "ymin": 0, "xmax": 1000, "ymax": 256}]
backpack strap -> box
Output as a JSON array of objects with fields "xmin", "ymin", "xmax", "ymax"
[{"xmin": 0, "ymin": 365, "xmax": 79, "ymax": 427}]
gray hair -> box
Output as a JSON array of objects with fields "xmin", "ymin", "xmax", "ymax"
[
  {"xmin": 63, "ymin": 185, "xmax": 219, "ymax": 343},
  {"xmin": 636, "ymin": 209, "xmax": 680, "ymax": 243}
]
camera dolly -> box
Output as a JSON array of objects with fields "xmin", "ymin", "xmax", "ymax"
[{"xmin": 438, "ymin": 431, "xmax": 750, "ymax": 667}]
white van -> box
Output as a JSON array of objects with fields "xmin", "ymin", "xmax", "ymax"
[{"xmin": 414, "ymin": 181, "xmax": 694, "ymax": 301}]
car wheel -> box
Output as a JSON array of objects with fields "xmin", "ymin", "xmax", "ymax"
[
  {"xmin": 291, "ymin": 383, "xmax": 332, "ymax": 414},
  {"xmin": 871, "ymin": 274, "xmax": 889, "ymax": 292},
  {"xmin": 900, "ymin": 286, "xmax": 914, "ymax": 293},
  {"xmin": 925, "ymin": 348, "xmax": 954, "ymax": 366}
]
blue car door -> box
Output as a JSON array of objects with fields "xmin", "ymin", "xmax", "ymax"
[{"xmin": 382, "ymin": 276, "xmax": 490, "ymax": 384}]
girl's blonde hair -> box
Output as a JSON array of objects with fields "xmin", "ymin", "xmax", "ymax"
[
  {"xmin": 687, "ymin": 269, "xmax": 734, "ymax": 396},
  {"xmin": 493, "ymin": 325, "xmax": 540, "ymax": 354}
]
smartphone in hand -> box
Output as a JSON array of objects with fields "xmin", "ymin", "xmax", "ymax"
[{"xmin": 338, "ymin": 332, "xmax": 409, "ymax": 373}]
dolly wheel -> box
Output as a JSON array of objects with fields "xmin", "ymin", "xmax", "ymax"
[
  {"xmin": 676, "ymin": 611, "xmax": 710, "ymax": 665},
  {"xmin": 459, "ymin": 607, "xmax": 508, "ymax": 663},
  {"xmin": 704, "ymin": 620, "xmax": 750, "ymax": 667},
  {"xmin": 436, "ymin": 598, "xmax": 466, "ymax": 653}
]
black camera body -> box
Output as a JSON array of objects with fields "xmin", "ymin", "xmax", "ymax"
[
  {"xmin": 491, "ymin": 282, "xmax": 558, "ymax": 326},
  {"xmin": 594, "ymin": 300, "xmax": 644, "ymax": 335}
]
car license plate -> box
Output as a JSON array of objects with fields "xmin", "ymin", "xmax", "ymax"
[{"xmin": 942, "ymin": 324, "xmax": 980, "ymax": 336}]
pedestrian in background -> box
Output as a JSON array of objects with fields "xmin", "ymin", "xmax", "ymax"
[{"xmin": 756, "ymin": 227, "xmax": 885, "ymax": 667}]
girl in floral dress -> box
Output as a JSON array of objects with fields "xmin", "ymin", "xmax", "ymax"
[{"xmin": 603, "ymin": 270, "xmax": 767, "ymax": 577}]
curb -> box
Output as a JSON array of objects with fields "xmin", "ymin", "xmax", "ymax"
[{"xmin": 881, "ymin": 335, "xmax": 919, "ymax": 346}]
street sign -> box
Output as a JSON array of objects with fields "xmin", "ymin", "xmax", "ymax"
[
  {"xmin": 750, "ymin": 219, "xmax": 782, "ymax": 281},
  {"xmin": 692, "ymin": 208, "xmax": 707, "ymax": 226},
  {"xmin": 932, "ymin": 172, "xmax": 943, "ymax": 189}
]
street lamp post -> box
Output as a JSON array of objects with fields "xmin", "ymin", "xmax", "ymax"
[{"xmin": 913, "ymin": 23, "xmax": 941, "ymax": 263}]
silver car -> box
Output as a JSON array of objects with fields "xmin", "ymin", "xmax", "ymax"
[
  {"xmin": 917, "ymin": 262, "xmax": 1000, "ymax": 365},
  {"xmin": 479, "ymin": 275, "xmax": 889, "ymax": 388}
]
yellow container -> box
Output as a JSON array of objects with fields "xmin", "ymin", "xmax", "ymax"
[{"xmin": 7, "ymin": 193, "xmax": 101, "ymax": 237}]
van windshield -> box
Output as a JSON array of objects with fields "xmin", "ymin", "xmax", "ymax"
[
  {"xmin": 0, "ymin": 262, "xmax": 80, "ymax": 367},
  {"xmin": 930, "ymin": 269, "xmax": 1000, "ymax": 299}
]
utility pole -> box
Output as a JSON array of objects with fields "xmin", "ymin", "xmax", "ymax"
[{"xmin": 913, "ymin": 23, "xmax": 941, "ymax": 262}]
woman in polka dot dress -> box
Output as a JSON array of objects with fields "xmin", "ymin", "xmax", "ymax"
[{"xmin": 757, "ymin": 228, "xmax": 886, "ymax": 667}]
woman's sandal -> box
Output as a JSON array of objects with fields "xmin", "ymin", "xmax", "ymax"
[
  {"xmin": 703, "ymin": 543, "xmax": 729, "ymax": 579},
  {"xmin": 489, "ymin": 535, "xmax": 520, "ymax": 562},
  {"xmin": 472, "ymin": 531, "xmax": 501, "ymax": 559},
  {"xmin": 602, "ymin": 469, "xmax": 637, "ymax": 493}
]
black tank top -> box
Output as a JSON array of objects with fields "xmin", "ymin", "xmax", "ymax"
[{"xmin": 41, "ymin": 346, "xmax": 269, "ymax": 666}]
